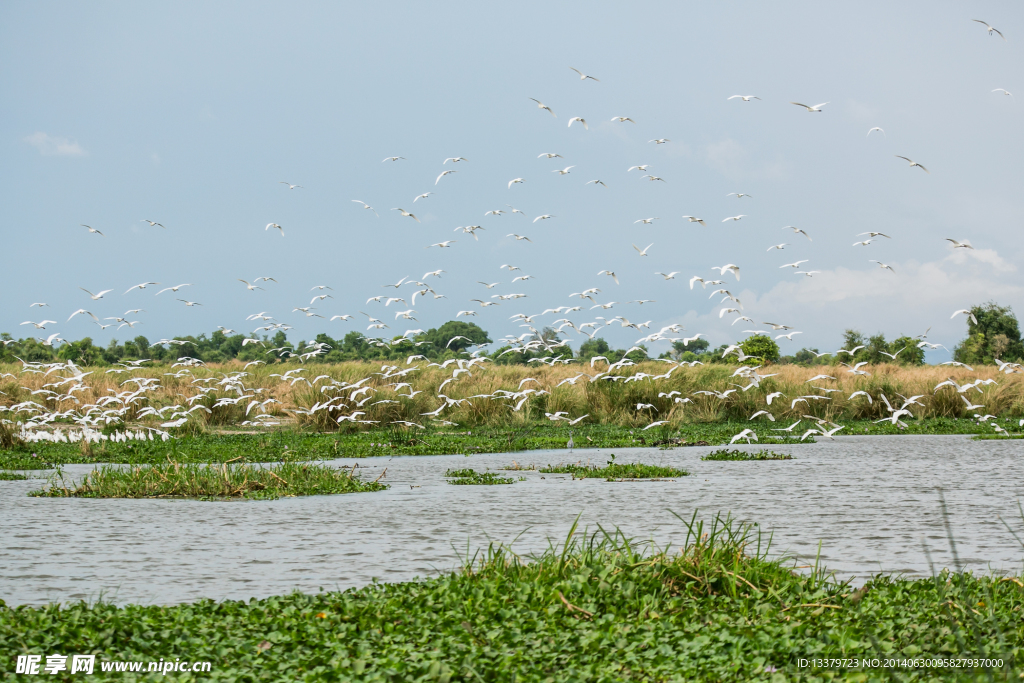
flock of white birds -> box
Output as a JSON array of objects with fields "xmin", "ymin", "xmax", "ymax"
[{"xmin": 4, "ymin": 18, "xmax": 1022, "ymax": 445}]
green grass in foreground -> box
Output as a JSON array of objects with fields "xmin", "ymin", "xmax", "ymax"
[
  {"xmin": 0, "ymin": 417, "xmax": 996, "ymax": 470},
  {"xmin": 0, "ymin": 471, "xmax": 28, "ymax": 480},
  {"xmin": 1, "ymin": 514, "xmax": 1020, "ymax": 681},
  {"xmin": 702, "ymin": 449, "xmax": 794, "ymax": 461},
  {"xmin": 28, "ymin": 461, "xmax": 387, "ymax": 500},
  {"xmin": 540, "ymin": 455, "xmax": 687, "ymax": 480},
  {"xmin": 444, "ymin": 468, "xmax": 519, "ymax": 485}
]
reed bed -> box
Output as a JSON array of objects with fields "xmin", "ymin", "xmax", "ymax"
[
  {"xmin": 29, "ymin": 460, "xmax": 387, "ymax": 499},
  {"xmin": 3, "ymin": 361, "xmax": 1021, "ymax": 434},
  {"xmin": 3, "ymin": 513, "xmax": 1019, "ymax": 679}
]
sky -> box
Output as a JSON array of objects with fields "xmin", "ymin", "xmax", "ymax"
[{"xmin": 2, "ymin": 1, "xmax": 1022, "ymax": 361}]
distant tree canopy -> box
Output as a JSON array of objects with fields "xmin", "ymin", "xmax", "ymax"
[
  {"xmin": 836, "ymin": 329, "xmax": 924, "ymax": 366},
  {"xmin": 739, "ymin": 335, "xmax": 780, "ymax": 365},
  {"xmin": 418, "ymin": 321, "xmax": 491, "ymax": 354},
  {"xmin": 954, "ymin": 302, "xmax": 1024, "ymax": 365}
]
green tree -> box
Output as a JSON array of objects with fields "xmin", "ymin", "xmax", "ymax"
[
  {"xmin": 888, "ymin": 335, "xmax": 925, "ymax": 366},
  {"xmin": 577, "ymin": 337, "xmax": 610, "ymax": 359},
  {"xmin": 420, "ymin": 321, "xmax": 491, "ymax": 354},
  {"xmin": 670, "ymin": 337, "xmax": 708, "ymax": 358},
  {"xmin": 954, "ymin": 302, "xmax": 1024, "ymax": 365},
  {"xmin": 739, "ymin": 335, "xmax": 780, "ymax": 365}
]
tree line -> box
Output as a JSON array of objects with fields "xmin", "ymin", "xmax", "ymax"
[{"xmin": 1, "ymin": 302, "xmax": 1019, "ymax": 367}]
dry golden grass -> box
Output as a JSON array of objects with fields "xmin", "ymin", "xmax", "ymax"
[{"xmin": 2, "ymin": 361, "xmax": 1021, "ymax": 430}]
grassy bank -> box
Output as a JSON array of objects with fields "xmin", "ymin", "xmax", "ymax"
[
  {"xmin": 1, "ymin": 515, "xmax": 1020, "ymax": 681},
  {"xmin": 0, "ymin": 418, "xmax": 995, "ymax": 470},
  {"xmin": 28, "ymin": 461, "xmax": 387, "ymax": 499}
]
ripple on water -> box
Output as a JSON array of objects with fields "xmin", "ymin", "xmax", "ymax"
[{"xmin": 1, "ymin": 435, "xmax": 1022, "ymax": 606}]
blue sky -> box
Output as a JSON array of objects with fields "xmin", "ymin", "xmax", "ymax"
[{"xmin": 2, "ymin": 1, "xmax": 1022, "ymax": 359}]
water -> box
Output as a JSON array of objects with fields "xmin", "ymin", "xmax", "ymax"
[{"xmin": 2, "ymin": 435, "xmax": 1022, "ymax": 607}]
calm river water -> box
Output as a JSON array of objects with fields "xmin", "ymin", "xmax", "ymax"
[{"xmin": 2, "ymin": 435, "xmax": 1022, "ymax": 606}]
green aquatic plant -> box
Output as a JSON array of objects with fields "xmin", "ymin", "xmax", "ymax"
[
  {"xmin": 701, "ymin": 449, "xmax": 794, "ymax": 461},
  {"xmin": 28, "ymin": 460, "xmax": 387, "ymax": 499},
  {"xmin": 540, "ymin": 453, "xmax": 688, "ymax": 480},
  {"xmin": 1, "ymin": 512, "xmax": 1018, "ymax": 680},
  {"xmin": 0, "ymin": 470, "xmax": 28, "ymax": 480},
  {"xmin": 444, "ymin": 468, "xmax": 518, "ymax": 485}
]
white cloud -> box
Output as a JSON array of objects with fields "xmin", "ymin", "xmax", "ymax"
[
  {"xmin": 24, "ymin": 131, "xmax": 86, "ymax": 156},
  {"xmin": 642, "ymin": 248, "xmax": 1024, "ymax": 354}
]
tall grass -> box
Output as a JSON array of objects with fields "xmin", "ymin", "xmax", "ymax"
[{"xmin": 2, "ymin": 361, "xmax": 1021, "ymax": 434}]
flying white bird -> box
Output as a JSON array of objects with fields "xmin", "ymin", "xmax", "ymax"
[
  {"xmin": 945, "ymin": 239, "xmax": 973, "ymax": 249},
  {"xmin": 351, "ymin": 200, "xmax": 378, "ymax": 217},
  {"xmin": 533, "ymin": 215, "xmax": 554, "ymax": 223},
  {"xmin": 552, "ymin": 166, "xmax": 575, "ymax": 175},
  {"xmin": 951, "ymin": 309, "xmax": 978, "ymax": 325},
  {"xmin": 649, "ymin": 138, "xmax": 670, "ymax": 144},
  {"xmin": 655, "ymin": 272, "xmax": 678, "ymax": 280},
  {"xmin": 728, "ymin": 95, "xmax": 761, "ymax": 101},
  {"xmin": 597, "ymin": 270, "xmax": 619, "ymax": 285},
  {"xmin": 382, "ymin": 156, "xmax": 405, "ymax": 162},
  {"xmin": 633, "ymin": 243, "xmax": 654, "ymax": 256},
  {"xmin": 156, "ymin": 284, "xmax": 192, "ymax": 295},
  {"xmin": 265, "ymin": 223, "xmax": 284, "ymax": 236},
  {"xmin": 682, "ymin": 216, "xmax": 707, "ymax": 226},
  {"xmin": 538, "ymin": 152, "xmax": 563, "ymax": 159},
  {"xmin": 726, "ymin": 193, "xmax": 752, "ymax": 199},
  {"xmin": 141, "ymin": 219, "xmax": 166, "ymax": 228},
  {"xmin": 508, "ymin": 178, "xmax": 525, "ymax": 189},
  {"xmin": 782, "ymin": 225, "xmax": 812, "ymax": 240},
  {"xmin": 790, "ymin": 101, "xmax": 829, "ymax": 112},
  {"xmin": 610, "ymin": 116, "xmax": 636, "ymax": 123},
  {"xmin": 895, "ymin": 156, "xmax": 929, "ymax": 173},
  {"xmin": 569, "ymin": 67, "xmax": 599, "ymax": 81},
  {"xmin": 627, "ymin": 165, "xmax": 649, "ymax": 172},
  {"xmin": 867, "ymin": 127, "xmax": 885, "ymax": 137},
  {"xmin": 767, "ymin": 244, "xmax": 788, "ymax": 251},
  {"xmin": 22, "ymin": 319, "xmax": 58, "ymax": 328},
  {"xmin": 392, "ymin": 208, "xmax": 420, "ymax": 222},
  {"xmin": 279, "ymin": 182, "xmax": 303, "ymax": 190},
  {"xmin": 972, "ymin": 19, "xmax": 1005, "ymax": 39},
  {"xmin": 506, "ymin": 234, "xmax": 532, "ymax": 242},
  {"xmin": 124, "ymin": 282, "xmax": 159, "ymax": 294},
  {"xmin": 80, "ymin": 224, "xmax": 104, "ymax": 236},
  {"xmin": 634, "ymin": 217, "xmax": 659, "ymax": 224},
  {"xmin": 435, "ymin": 170, "xmax": 457, "ymax": 185},
  {"xmin": 413, "ymin": 192, "xmax": 432, "ymax": 202},
  {"xmin": 722, "ymin": 215, "xmax": 746, "ymax": 222},
  {"xmin": 79, "ymin": 287, "xmax": 112, "ymax": 300},
  {"xmin": 870, "ymin": 260, "xmax": 895, "ymax": 272},
  {"xmin": 586, "ymin": 179, "xmax": 607, "ymax": 187},
  {"xmin": 857, "ymin": 232, "xmax": 891, "ymax": 239},
  {"xmin": 443, "ymin": 157, "xmax": 468, "ymax": 164},
  {"xmin": 568, "ymin": 117, "xmax": 588, "ymax": 130},
  {"xmin": 712, "ymin": 264, "xmax": 741, "ymax": 280},
  {"xmin": 529, "ymin": 98, "xmax": 556, "ymax": 116},
  {"xmin": 992, "ymin": 88, "xmax": 1013, "ymax": 97}
]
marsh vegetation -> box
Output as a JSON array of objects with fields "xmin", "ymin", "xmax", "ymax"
[
  {"xmin": 28, "ymin": 460, "xmax": 387, "ymax": 499},
  {"xmin": 2, "ymin": 514, "xmax": 1019, "ymax": 680}
]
